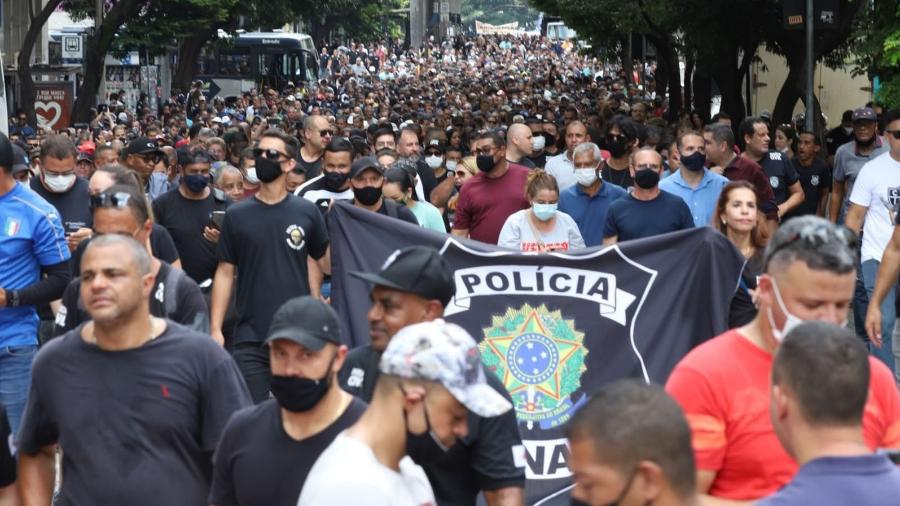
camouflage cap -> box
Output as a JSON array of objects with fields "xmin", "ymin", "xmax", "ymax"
[{"xmin": 379, "ymin": 320, "xmax": 512, "ymax": 418}]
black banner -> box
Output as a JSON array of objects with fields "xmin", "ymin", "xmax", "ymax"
[{"xmin": 328, "ymin": 202, "xmax": 745, "ymax": 505}]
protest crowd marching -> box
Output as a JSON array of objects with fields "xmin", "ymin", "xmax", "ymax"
[{"xmin": 1, "ymin": 31, "xmax": 900, "ymax": 506}]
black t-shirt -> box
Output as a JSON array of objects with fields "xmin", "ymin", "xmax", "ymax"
[
  {"xmin": 603, "ymin": 190, "xmax": 695, "ymax": 242},
  {"xmin": 511, "ymin": 157, "xmax": 536, "ymax": 169},
  {"xmin": 416, "ymin": 160, "xmax": 438, "ymax": 203},
  {"xmin": 209, "ymin": 397, "xmax": 366, "ymax": 506},
  {"xmin": 754, "ymin": 151, "xmax": 799, "ymax": 205},
  {"xmin": 784, "ymin": 158, "xmax": 831, "ymax": 221},
  {"xmin": 526, "ymin": 154, "xmax": 547, "ymax": 169},
  {"xmin": 339, "ymin": 345, "xmax": 526, "ymax": 505},
  {"xmin": 296, "ymin": 175, "xmax": 354, "ymax": 215},
  {"xmin": 18, "ymin": 321, "xmax": 251, "ymax": 506},
  {"xmin": 70, "ymin": 224, "xmax": 179, "ymax": 276},
  {"xmin": 375, "ymin": 198, "xmax": 419, "ymax": 225},
  {"xmin": 153, "ymin": 187, "xmax": 231, "ymax": 283},
  {"xmin": 217, "ymin": 194, "xmax": 329, "ymax": 343},
  {"xmin": 0, "ymin": 405, "xmax": 15, "ymax": 487},
  {"xmin": 825, "ymin": 127, "xmax": 854, "ymax": 156},
  {"xmin": 296, "ymin": 154, "xmax": 323, "ymax": 180},
  {"xmin": 56, "ymin": 261, "xmax": 209, "ymax": 336},
  {"xmin": 728, "ymin": 250, "xmax": 764, "ymax": 328},
  {"xmin": 600, "ymin": 161, "xmax": 634, "ymax": 191},
  {"xmin": 30, "ymin": 176, "xmax": 92, "ymax": 233}
]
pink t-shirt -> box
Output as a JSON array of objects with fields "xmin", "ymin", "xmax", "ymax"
[{"xmin": 452, "ymin": 163, "xmax": 530, "ymax": 244}]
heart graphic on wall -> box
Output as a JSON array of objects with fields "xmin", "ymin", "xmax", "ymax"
[{"xmin": 35, "ymin": 101, "xmax": 62, "ymax": 129}]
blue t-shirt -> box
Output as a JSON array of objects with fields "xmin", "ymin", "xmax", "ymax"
[
  {"xmin": 603, "ymin": 190, "xmax": 694, "ymax": 242},
  {"xmin": 0, "ymin": 182, "xmax": 70, "ymax": 345},
  {"xmin": 757, "ymin": 454, "xmax": 900, "ymax": 506},
  {"xmin": 558, "ymin": 181, "xmax": 627, "ymax": 247}
]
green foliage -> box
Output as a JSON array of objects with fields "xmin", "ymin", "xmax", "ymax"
[{"xmin": 876, "ymin": 76, "xmax": 900, "ymax": 109}]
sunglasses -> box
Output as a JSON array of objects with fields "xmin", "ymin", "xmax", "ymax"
[
  {"xmin": 137, "ymin": 153, "xmax": 163, "ymax": 164},
  {"xmin": 252, "ymin": 147, "xmax": 290, "ymax": 161},
  {"xmin": 319, "ymin": 129, "xmax": 334, "ymax": 137},
  {"xmin": 91, "ymin": 191, "xmax": 132, "ymax": 210},
  {"xmin": 884, "ymin": 130, "xmax": 900, "ymax": 140}
]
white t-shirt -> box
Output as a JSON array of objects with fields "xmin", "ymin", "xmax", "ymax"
[
  {"xmin": 297, "ymin": 433, "xmax": 435, "ymax": 506},
  {"xmin": 849, "ymin": 151, "xmax": 900, "ymax": 262},
  {"xmin": 497, "ymin": 209, "xmax": 586, "ymax": 252}
]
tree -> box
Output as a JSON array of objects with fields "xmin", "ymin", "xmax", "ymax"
[
  {"xmin": 853, "ymin": 0, "xmax": 900, "ymax": 108},
  {"xmin": 17, "ymin": 0, "xmax": 66, "ymax": 127}
]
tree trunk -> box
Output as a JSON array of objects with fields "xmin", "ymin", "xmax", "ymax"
[
  {"xmin": 772, "ymin": 59, "xmax": 803, "ymax": 129},
  {"xmin": 71, "ymin": 0, "xmax": 143, "ymax": 123},
  {"xmin": 710, "ymin": 52, "xmax": 747, "ymax": 130},
  {"xmin": 652, "ymin": 37, "xmax": 682, "ymax": 121},
  {"xmin": 173, "ymin": 27, "xmax": 219, "ymax": 94},
  {"xmin": 17, "ymin": 0, "xmax": 65, "ymax": 127},
  {"xmin": 692, "ymin": 63, "xmax": 712, "ymax": 121},
  {"xmin": 684, "ymin": 53, "xmax": 694, "ymax": 115}
]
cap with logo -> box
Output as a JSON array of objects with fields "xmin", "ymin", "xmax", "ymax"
[
  {"xmin": 76, "ymin": 151, "xmax": 93, "ymax": 163},
  {"xmin": 126, "ymin": 137, "xmax": 163, "ymax": 156},
  {"xmin": 852, "ymin": 107, "xmax": 877, "ymax": 123},
  {"xmin": 351, "ymin": 246, "xmax": 455, "ymax": 306},
  {"xmin": 425, "ymin": 139, "xmax": 446, "ymax": 154},
  {"xmin": 349, "ymin": 156, "xmax": 384, "ymax": 179},
  {"xmin": 379, "ymin": 319, "xmax": 513, "ymax": 418},
  {"xmin": 265, "ymin": 296, "xmax": 341, "ymax": 350}
]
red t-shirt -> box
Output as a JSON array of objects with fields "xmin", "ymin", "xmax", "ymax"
[
  {"xmin": 452, "ymin": 163, "xmax": 530, "ymax": 244},
  {"xmin": 666, "ymin": 329, "xmax": 900, "ymax": 501}
]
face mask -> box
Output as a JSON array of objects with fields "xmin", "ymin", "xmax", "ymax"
[
  {"xmin": 476, "ymin": 154, "xmax": 496, "ymax": 172},
  {"xmin": 445, "ymin": 160, "xmax": 458, "ymax": 172},
  {"xmin": 353, "ymin": 185, "xmax": 382, "ymax": 206},
  {"xmin": 254, "ymin": 156, "xmax": 282, "ymax": 183},
  {"xmin": 766, "ymin": 277, "xmax": 804, "ymax": 343},
  {"xmin": 607, "ymin": 138, "xmax": 628, "ymax": 158},
  {"xmin": 681, "ymin": 151, "xmax": 706, "ymax": 172},
  {"xmin": 425, "ymin": 155, "xmax": 443, "ymax": 169},
  {"xmin": 268, "ymin": 359, "xmax": 334, "ymax": 412},
  {"xmin": 634, "ymin": 167, "xmax": 660, "ymax": 189},
  {"xmin": 43, "ymin": 173, "xmax": 75, "ymax": 193},
  {"xmin": 323, "ymin": 170, "xmax": 349, "ymax": 192},
  {"xmin": 532, "ymin": 202, "xmax": 557, "ymax": 221},
  {"xmin": 544, "ymin": 134, "xmax": 556, "ymax": 147},
  {"xmin": 244, "ymin": 167, "xmax": 259, "ymax": 184},
  {"xmin": 574, "ymin": 167, "xmax": 598, "ymax": 187},
  {"xmin": 182, "ymin": 174, "xmax": 209, "ymax": 193},
  {"xmin": 402, "ymin": 387, "xmax": 451, "ymax": 465},
  {"xmin": 532, "ymin": 135, "xmax": 546, "ymax": 152}
]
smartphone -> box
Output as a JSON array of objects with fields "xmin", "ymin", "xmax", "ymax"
[{"xmin": 209, "ymin": 211, "xmax": 226, "ymax": 230}]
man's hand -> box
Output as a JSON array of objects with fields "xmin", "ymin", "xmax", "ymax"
[
  {"xmin": 66, "ymin": 228, "xmax": 92, "ymax": 252},
  {"xmin": 202, "ymin": 226, "xmax": 220, "ymax": 244},
  {"xmin": 211, "ymin": 328, "xmax": 225, "ymax": 347},
  {"xmin": 866, "ymin": 304, "xmax": 884, "ymax": 348}
]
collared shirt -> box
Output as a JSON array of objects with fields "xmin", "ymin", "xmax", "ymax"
[
  {"xmin": 545, "ymin": 152, "xmax": 576, "ymax": 191},
  {"xmin": 558, "ymin": 181, "xmax": 627, "ymax": 246},
  {"xmin": 659, "ymin": 168, "xmax": 729, "ymax": 227}
]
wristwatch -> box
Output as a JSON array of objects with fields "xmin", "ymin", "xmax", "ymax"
[{"xmin": 7, "ymin": 289, "xmax": 19, "ymax": 308}]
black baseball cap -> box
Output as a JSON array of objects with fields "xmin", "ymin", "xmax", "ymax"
[
  {"xmin": 126, "ymin": 136, "xmax": 163, "ymax": 156},
  {"xmin": 349, "ymin": 156, "xmax": 384, "ymax": 179},
  {"xmin": 11, "ymin": 145, "xmax": 29, "ymax": 175},
  {"xmin": 351, "ymin": 246, "xmax": 455, "ymax": 306},
  {"xmin": 425, "ymin": 139, "xmax": 446, "ymax": 154},
  {"xmin": 265, "ymin": 296, "xmax": 341, "ymax": 350}
]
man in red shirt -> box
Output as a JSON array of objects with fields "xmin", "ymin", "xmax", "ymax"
[
  {"xmin": 452, "ymin": 130, "xmax": 529, "ymax": 244},
  {"xmin": 666, "ymin": 215, "xmax": 900, "ymax": 505}
]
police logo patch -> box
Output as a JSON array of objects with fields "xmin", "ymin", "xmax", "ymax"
[
  {"xmin": 888, "ymin": 186, "xmax": 900, "ymax": 208},
  {"xmin": 810, "ymin": 175, "xmax": 820, "ymax": 187},
  {"xmin": 769, "ymin": 176, "xmax": 780, "ymax": 189},
  {"xmin": 286, "ymin": 224, "xmax": 306, "ymax": 251}
]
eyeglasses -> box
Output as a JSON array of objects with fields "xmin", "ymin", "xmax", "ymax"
[
  {"xmin": 884, "ymin": 130, "xmax": 900, "ymax": 140},
  {"xmin": 319, "ymin": 130, "xmax": 334, "ymax": 137},
  {"xmin": 252, "ymin": 148, "xmax": 290, "ymax": 161},
  {"xmin": 90, "ymin": 191, "xmax": 132, "ymax": 210},
  {"xmin": 764, "ymin": 222, "xmax": 857, "ymax": 268}
]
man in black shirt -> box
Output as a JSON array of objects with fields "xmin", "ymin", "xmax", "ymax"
[
  {"xmin": 397, "ymin": 126, "xmax": 439, "ymax": 202},
  {"xmin": 349, "ymin": 156, "xmax": 418, "ymax": 224},
  {"xmin": 740, "ymin": 116, "xmax": 805, "ymax": 219},
  {"xmin": 210, "ymin": 296, "xmax": 365, "ymax": 506},
  {"xmin": 122, "ymin": 136, "xmax": 165, "ymax": 197},
  {"xmin": 55, "ymin": 185, "xmax": 209, "ymax": 335},
  {"xmin": 153, "ymin": 147, "xmax": 230, "ymax": 284},
  {"xmin": 211, "ymin": 129, "xmax": 330, "ymax": 402},
  {"xmin": 19, "ymin": 234, "xmax": 250, "ymax": 505},
  {"xmin": 784, "ymin": 131, "xmax": 831, "ymax": 221},
  {"xmin": 825, "ymin": 109, "xmax": 854, "ymax": 164},
  {"xmin": 297, "ymin": 115, "xmax": 332, "ymax": 179},
  {"xmin": 30, "ymin": 134, "xmax": 92, "ymax": 251},
  {"xmin": 339, "ymin": 246, "xmax": 526, "ymax": 506},
  {"xmin": 296, "ymin": 136, "xmax": 355, "ymax": 214}
]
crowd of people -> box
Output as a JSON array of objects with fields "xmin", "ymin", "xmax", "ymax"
[{"xmin": 1, "ymin": 31, "xmax": 900, "ymax": 505}]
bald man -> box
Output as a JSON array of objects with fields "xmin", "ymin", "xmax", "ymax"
[
  {"xmin": 506, "ymin": 123, "xmax": 536, "ymax": 169},
  {"xmin": 546, "ymin": 120, "xmax": 589, "ymax": 190},
  {"xmin": 603, "ymin": 148, "xmax": 694, "ymax": 245}
]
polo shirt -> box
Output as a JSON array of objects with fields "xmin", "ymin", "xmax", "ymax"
[
  {"xmin": 558, "ymin": 181, "xmax": 627, "ymax": 246},
  {"xmin": 833, "ymin": 138, "xmax": 889, "ymax": 222},
  {"xmin": 659, "ymin": 169, "xmax": 729, "ymax": 227},
  {"xmin": 545, "ymin": 152, "xmax": 576, "ymax": 190}
]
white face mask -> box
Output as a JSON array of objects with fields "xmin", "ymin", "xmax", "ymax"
[
  {"xmin": 245, "ymin": 167, "xmax": 259, "ymax": 184},
  {"xmin": 574, "ymin": 167, "xmax": 598, "ymax": 187},
  {"xmin": 532, "ymin": 135, "xmax": 546, "ymax": 152},
  {"xmin": 766, "ymin": 277, "xmax": 804, "ymax": 342},
  {"xmin": 43, "ymin": 173, "xmax": 75, "ymax": 193},
  {"xmin": 445, "ymin": 160, "xmax": 458, "ymax": 172},
  {"xmin": 425, "ymin": 155, "xmax": 443, "ymax": 169}
]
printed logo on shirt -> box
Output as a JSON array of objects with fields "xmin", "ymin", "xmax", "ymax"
[
  {"xmin": 286, "ymin": 224, "xmax": 306, "ymax": 251},
  {"xmin": 769, "ymin": 152, "xmax": 783, "ymax": 161},
  {"xmin": 54, "ymin": 306, "xmax": 67, "ymax": 327},
  {"xmin": 769, "ymin": 176, "xmax": 780, "ymax": 189},
  {"xmin": 3, "ymin": 218, "xmax": 21, "ymax": 236},
  {"xmin": 347, "ymin": 367, "xmax": 365, "ymax": 388},
  {"xmin": 887, "ymin": 186, "xmax": 900, "ymax": 209},
  {"xmin": 810, "ymin": 175, "xmax": 820, "ymax": 187},
  {"xmin": 155, "ymin": 282, "xmax": 165, "ymax": 304}
]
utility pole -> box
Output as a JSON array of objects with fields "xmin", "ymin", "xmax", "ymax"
[
  {"xmin": 96, "ymin": 0, "xmax": 106, "ymax": 105},
  {"xmin": 804, "ymin": 0, "xmax": 814, "ymax": 133}
]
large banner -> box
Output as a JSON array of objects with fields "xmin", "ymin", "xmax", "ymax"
[
  {"xmin": 328, "ymin": 203, "xmax": 745, "ymax": 505},
  {"xmin": 34, "ymin": 82, "xmax": 74, "ymax": 130},
  {"xmin": 475, "ymin": 20, "xmax": 521, "ymax": 35}
]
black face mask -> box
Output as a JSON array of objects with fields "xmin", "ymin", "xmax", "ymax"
[
  {"xmin": 634, "ymin": 167, "xmax": 660, "ymax": 189},
  {"xmin": 476, "ymin": 154, "xmax": 496, "ymax": 172},
  {"xmin": 323, "ymin": 170, "xmax": 349, "ymax": 192},
  {"xmin": 402, "ymin": 386, "xmax": 452, "ymax": 464},
  {"xmin": 269, "ymin": 357, "xmax": 334, "ymax": 412},
  {"xmin": 254, "ymin": 156, "xmax": 282, "ymax": 183},
  {"xmin": 544, "ymin": 133, "xmax": 557, "ymax": 147},
  {"xmin": 607, "ymin": 138, "xmax": 629, "ymax": 158},
  {"xmin": 353, "ymin": 185, "xmax": 382, "ymax": 206}
]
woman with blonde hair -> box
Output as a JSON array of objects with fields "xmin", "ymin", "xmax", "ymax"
[{"xmin": 498, "ymin": 170, "xmax": 585, "ymax": 252}]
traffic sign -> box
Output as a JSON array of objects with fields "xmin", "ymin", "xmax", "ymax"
[{"xmin": 61, "ymin": 35, "xmax": 83, "ymax": 60}]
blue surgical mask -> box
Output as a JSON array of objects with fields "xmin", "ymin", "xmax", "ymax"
[{"xmin": 532, "ymin": 203, "xmax": 557, "ymax": 221}]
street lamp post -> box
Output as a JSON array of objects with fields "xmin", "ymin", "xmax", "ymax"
[{"xmin": 805, "ymin": 0, "xmax": 814, "ymax": 133}]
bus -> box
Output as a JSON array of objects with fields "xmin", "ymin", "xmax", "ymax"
[{"xmin": 196, "ymin": 32, "xmax": 319, "ymax": 96}]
